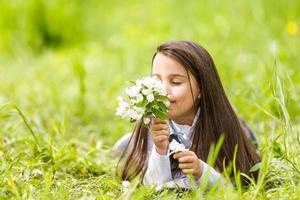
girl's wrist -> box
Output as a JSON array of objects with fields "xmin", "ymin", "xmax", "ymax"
[
  {"xmin": 155, "ymin": 146, "xmax": 168, "ymax": 155},
  {"xmin": 194, "ymin": 159, "xmax": 204, "ymax": 180}
]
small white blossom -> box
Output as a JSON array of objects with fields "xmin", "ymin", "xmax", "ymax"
[
  {"xmin": 169, "ymin": 139, "xmax": 188, "ymax": 155},
  {"xmin": 127, "ymin": 109, "xmax": 140, "ymax": 120},
  {"xmin": 96, "ymin": 140, "xmax": 103, "ymax": 149},
  {"xmin": 146, "ymin": 93, "xmax": 154, "ymax": 102},
  {"xmin": 135, "ymin": 106, "xmax": 144, "ymax": 113},
  {"xmin": 141, "ymin": 77, "xmax": 154, "ymax": 89},
  {"xmin": 29, "ymin": 185, "xmax": 35, "ymax": 192},
  {"xmin": 23, "ymin": 169, "xmax": 30, "ymax": 181},
  {"xmin": 125, "ymin": 85, "xmax": 141, "ymax": 98},
  {"xmin": 143, "ymin": 117, "xmax": 150, "ymax": 124},
  {"xmin": 136, "ymin": 79, "xmax": 143, "ymax": 88},
  {"xmin": 116, "ymin": 99, "xmax": 130, "ymax": 117},
  {"xmin": 165, "ymin": 101, "xmax": 171, "ymax": 107},
  {"xmin": 142, "ymin": 89, "xmax": 149, "ymax": 95},
  {"xmin": 31, "ymin": 169, "xmax": 43, "ymax": 178},
  {"xmin": 122, "ymin": 181, "xmax": 132, "ymax": 193},
  {"xmin": 135, "ymin": 94, "xmax": 144, "ymax": 103}
]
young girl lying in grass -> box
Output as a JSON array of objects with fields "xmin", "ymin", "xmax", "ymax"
[{"xmin": 114, "ymin": 40, "xmax": 260, "ymax": 189}]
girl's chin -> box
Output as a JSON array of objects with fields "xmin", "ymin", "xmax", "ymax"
[{"xmin": 167, "ymin": 111, "xmax": 175, "ymax": 119}]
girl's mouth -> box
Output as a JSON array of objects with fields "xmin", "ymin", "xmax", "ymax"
[{"xmin": 169, "ymin": 101, "xmax": 176, "ymax": 108}]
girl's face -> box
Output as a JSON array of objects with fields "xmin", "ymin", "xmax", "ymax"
[{"xmin": 152, "ymin": 53, "xmax": 200, "ymax": 125}]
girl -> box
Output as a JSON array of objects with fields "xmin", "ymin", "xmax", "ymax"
[{"xmin": 115, "ymin": 41, "xmax": 260, "ymax": 188}]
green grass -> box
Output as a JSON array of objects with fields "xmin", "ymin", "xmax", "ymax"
[{"xmin": 0, "ymin": 0, "xmax": 299, "ymax": 199}]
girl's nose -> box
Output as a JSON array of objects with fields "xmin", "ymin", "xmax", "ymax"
[{"xmin": 162, "ymin": 82, "xmax": 171, "ymax": 96}]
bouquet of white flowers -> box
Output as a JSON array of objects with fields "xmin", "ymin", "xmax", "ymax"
[{"xmin": 116, "ymin": 76, "xmax": 170, "ymax": 126}]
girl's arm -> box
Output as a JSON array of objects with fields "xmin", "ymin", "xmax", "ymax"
[
  {"xmin": 197, "ymin": 160, "xmax": 224, "ymax": 185},
  {"xmin": 144, "ymin": 148, "xmax": 224, "ymax": 187},
  {"xmin": 144, "ymin": 118, "xmax": 172, "ymax": 185},
  {"xmin": 143, "ymin": 146, "xmax": 172, "ymax": 185}
]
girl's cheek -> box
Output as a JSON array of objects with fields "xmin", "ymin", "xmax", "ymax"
[
  {"xmin": 173, "ymin": 85, "xmax": 188, "ymax": 98},
  {"xmin": 169, "ymin": 89, "xmax": 179, "ymax": 100}
]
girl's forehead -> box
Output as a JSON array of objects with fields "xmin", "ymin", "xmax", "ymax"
[{"xmin": 152, "ymin": 53, "xmax": 187, "ymax": 76}]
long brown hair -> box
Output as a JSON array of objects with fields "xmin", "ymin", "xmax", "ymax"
[{"xmin": 118, "ymin": 41, "xmax": 260, "ymax": 182}]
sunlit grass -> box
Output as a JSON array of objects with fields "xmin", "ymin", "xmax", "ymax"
[{"xmin": 0, "ymin": 0, "xmax": 299, "ymax": 199}]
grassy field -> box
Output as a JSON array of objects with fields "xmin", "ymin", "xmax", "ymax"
[{"xmin": 0, "ymin": 0, "xmax": 299, "ymax": 199}]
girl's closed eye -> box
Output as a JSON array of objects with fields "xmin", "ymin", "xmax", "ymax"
[{"xmin": 171, "ymin": 80, "xmax": 182, "ymax": 85}]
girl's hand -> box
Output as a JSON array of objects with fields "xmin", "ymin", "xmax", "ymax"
[
  {"xmin": 173, "ymin": 151, "xmax": 203, "ymax": 180},
  {"xmin": 150, "ymin": 118, "xmax": 170, "ymax": 155}
]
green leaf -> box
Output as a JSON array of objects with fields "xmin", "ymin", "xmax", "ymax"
[
  {"xmin": 249, "ymin": 162, "xmax": 261, "ymax": 172},
  {"xmin": 128, "ymin": 80, "xmax": 136, "ymax": 85},
  {"xmin": 272, "ymin": 141, "xmax": 284, "ymax": 158},
  {"xmin": 136, "ymin": 99, "xmax": 146, "ymax": 107},
  {"xmin": 157, "ymin": 101, "xmax": 168, "ymax": 111},
  {"xmin": 153, "ymin": 109, "xmax": 168, "ymax": 120},
  {"xmin": 152, "ymin": 104, "xmax": 159, "ymax": 110},
  {"xmin": 144, "ymin": 110, "xmax": 153, "ymax": 117},
  {"xmin": 145, "ymin": 102, "xmax": 155, "ymax": 109},
  {"xmin": 129, "ymin": 118, "xmax": 136, "ymax": 123},
  {"xmin": 158, "ymin": 95, "xmax": 169, "ymax": 102}
]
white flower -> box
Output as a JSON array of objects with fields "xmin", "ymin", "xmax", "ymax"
[
  {"xmin": 116, "ymin": 99, "xmax": 130, "ymax": 117},
  {"xmin": 165, "ymin": 101, "xmax": 170, "ymax": 107},
  {"xmin": 135, "ymin": 94, "xmax": 144, "ymax": 103},
  {"xmin": 24, "ymin": 169, "xmax": 30, "ymax": 181},
  {"xmin": 141, "ymin": 89, "xmax": 149, "ymax": 95},
  {"xmin": 136, "ymin": 79, "xmax": 143, "ymax": 88},
  {"xmin": 29, "ymin": 185, "xmax": 35, "ymax": 192},
  {"xmin": 157, "ymin": 87, "xmax": 168, "ymax": 96},
  {"xmin": 31, "ymin": 169, "xmax": 43, "ymax": 178},
  {"xmin": 125, "ymin": 85, "xmax": 141, "ymax": 98},
  {"xmin": 141, "ymin": 77, "xmax": 153, "ymax": 89},
  {"xmin": 150, "ymin": 77, "xmax": 168, "ymax": 96},
  {"xmin": 135, "ymin": 107, "xmax": 145, "ymax": 116},
  {"xmin": 151, "ymin": 75, "xmax": 160, "ymax": 84},
  {"xmin": 146, "ymin": 93, "xmax": 154, "ymax": 102},
  {"xmin": 143, "ymin": 117, "xmax": 150, "ymax": 124},
  {"xmin": 169, "ymin": 139, "xmax": 187, "ymax": 155},
  {"xmin": 122, "ymin": 181, "xmax": 131, "ymax": 193},
  {"xmin": 127, "ymin": 109, "xmax": 139, "ymax": 120},
  {"xmin": 96, "ymin": 140, "xmax": 103, "ymax": 149}
]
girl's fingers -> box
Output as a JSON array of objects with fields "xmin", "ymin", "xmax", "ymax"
[
  {"xmin": 151, "ymin": 124, "xmax": 169, "ymax": 131},
  {"xmin": 178, "ymin": 162, "xmax": 194, "ymax": 169},
  {"xmin": 154, "ymin": 135, "xmax": 168, "ymax": 143},
  {"xmin": 182, "ymin": 169, "xmax": 194, "ymax": 174},
  {"xmin": 173, "ymin": 151, "xmax": 194, "ymax": 159},
  {"xmin": 152, "ymin": 118, "xmax": 168, "ymax": 124},
  {"xmin": 178, "ymin": 155, "xmax": 194, "ymax": 163},
  {"xmin": 152, "ymin": 130, "xmax": 169, "ymax": 137},
  {"xmin": 175, "ymin": 153, "xmax": 203, "ymax": 179}
]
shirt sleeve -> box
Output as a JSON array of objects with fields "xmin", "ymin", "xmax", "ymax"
[
  {"xmin": 197, "ymin": 160, "xmax": 224, "ymax": 185},
  {"xmin": 143, "ymin": 146, "xmax": 172, "ymax": 185}
]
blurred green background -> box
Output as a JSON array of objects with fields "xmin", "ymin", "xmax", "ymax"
[
  {"xmin": 0, "ymin": 0, "xmax": 299, "ymax": 146},
  {"xmin": 0, "ymin": 0, "xmax": 299, "ymax": 199}
]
